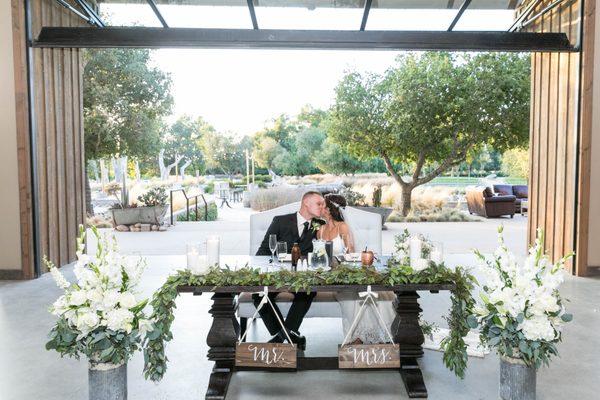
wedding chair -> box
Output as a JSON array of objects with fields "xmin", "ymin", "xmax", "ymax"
[{"xmin": 238, "ymin": 201, "xmax": 382, "ymax": 337}]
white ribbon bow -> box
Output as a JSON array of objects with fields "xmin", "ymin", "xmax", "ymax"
[
  {"xmin": 238, "ymin": 286, "xmax": 293, "ymax": 345},
  {"xmin": 358, "ymin": 285, "xmax": 378, "ymax": 299}
]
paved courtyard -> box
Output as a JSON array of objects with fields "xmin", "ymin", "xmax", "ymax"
[{"xmin": 91, "ymin": 203, "xmax": 528, "ymax": 258}]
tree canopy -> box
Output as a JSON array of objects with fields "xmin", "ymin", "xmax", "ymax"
[
  {"xmin": 329, "ymin": 52, "xmax": 530, "ymax": 214},
  {"xmin": 83, "ymin": 48, "xmax": 173, "ymax": 161}
]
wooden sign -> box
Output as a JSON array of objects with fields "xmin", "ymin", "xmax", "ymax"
[
  {"xmin": 235, "ymin": 343, "xmax": 297, "ymax": 369},
  {"xmin": 338, "ymin": 344, "xmax": 400, "ymax": 369}
]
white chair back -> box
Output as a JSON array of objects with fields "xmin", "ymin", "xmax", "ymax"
[{"xmin": 249, "ymin": 202, "xmax": 382, "ymax": 255}]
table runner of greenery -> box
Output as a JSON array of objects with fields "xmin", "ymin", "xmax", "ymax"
[{"xmin": 143, "ymin": 262, "xmax": 476, "ymax": 382}]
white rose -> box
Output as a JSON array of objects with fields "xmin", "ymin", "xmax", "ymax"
[
  {"xmin": 86, "ymin": 288, "xmax": 104, "ymax": 306},
  {"xmin": 530, "ymin": 292, "xmax": 560, "ymax": 315},
  {"xmin": 105, "ymin": 309, "xmax": 134, "ymax": 333},
  {"xmin": 118, "ymin": 292, "xmax": 137, "ymax": 309},
  {"xmin": 78, "ymin": 311, "xmax": 100, "ymax": 330},
  {"xmin": 69, "ymin": 290, "xmax": 88, "ymax": 306},
  {"xmin": 103, "ymin": 290, "xmax": 121, "ymax": 309},
  {"xmin": 76, "ymin": 251, "xmax": 91, "ymax": 267}
]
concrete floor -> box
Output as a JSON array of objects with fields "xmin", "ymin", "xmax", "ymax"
[{"xmin": 1, "ymin": 253, "xmax": 598, "ymax": 400}]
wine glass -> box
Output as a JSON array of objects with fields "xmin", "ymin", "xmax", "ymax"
[
  {"xmin": 276, "ymin": 241, "xmax": 287, "ymax": 268},
  {"xmin": 269, "ymin": 234, "xmax": 277, "ymax": 263},
  {"xmin": 340, "ymin": 234, "xmax": 349, "ymax": 260}
]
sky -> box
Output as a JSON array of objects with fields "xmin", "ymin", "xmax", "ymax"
[{"xmin": 101, "ymin": 4, "xmax": 514, "ymax": 137}]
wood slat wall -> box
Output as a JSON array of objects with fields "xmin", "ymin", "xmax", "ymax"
[
  {"xmin": 522, "ymin": 0, "xmax": 595, "ymax": 276},
  {"xmin": 29, "ymin": 0, "xmax": 86, "ymax": 272}
]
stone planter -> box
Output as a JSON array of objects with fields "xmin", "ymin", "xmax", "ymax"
[
  {"xmin": 89, "ymin": 360, "xmax": 127, "ymax": 400},
  {"xmin": 499, "ymin": 355, "xmax": 536, "ymax": 400},
  {"xmin": 111, "ymin": 205, "xmax": 168, "ymax": 227},
  {"xmin": 354, "ymin": 206, "xmax": 393, "ymax": 228}
]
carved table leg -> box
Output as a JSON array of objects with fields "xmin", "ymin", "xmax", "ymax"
[
  {"xmin": 392, "ymin": 291, "xmax": 427, "ymax": 398},
  {"xmin": 206, "ymin": 293, "xmax": 239, "ymax": 400}
]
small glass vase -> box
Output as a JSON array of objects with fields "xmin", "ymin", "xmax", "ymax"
[{"xmin": 310, "ymin": 239, "xmax": 329, "ymax": 269}]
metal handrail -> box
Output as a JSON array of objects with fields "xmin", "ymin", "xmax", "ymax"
[{"xmin": 170, "ymin": 189, "xmax": 208, "ymax": 225}]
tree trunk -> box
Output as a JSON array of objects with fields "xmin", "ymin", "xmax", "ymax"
[
  {"xmin": 400, "ymin": 185, "xmax": 413, "ymax": 217},
  {"xmin": 85, "ymin": 169, "xmax": 94, "ymax": 217},
  {"xmin": 180, "ymin": 159, "xmax": 191, "ymax": 180},
  {"xmin": 134, "ymin": 160, "xmax": 141, "ymax": 182},
  {"xmin": 99, "ymin": 159, "xmax": 108, "ymax": 188}
]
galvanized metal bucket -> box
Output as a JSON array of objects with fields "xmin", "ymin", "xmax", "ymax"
[
  {"xmin": 499, "ymin": 356, "xmax": 536, "ymax": 400},
  {"xmin": 89, "ymin": 360, "xmax": 127, "ymax": 400}
]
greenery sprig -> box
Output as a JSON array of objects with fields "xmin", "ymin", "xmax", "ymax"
[{"xmin": 143, "ymin": 262, "xmax": 476, "ymax": 381}]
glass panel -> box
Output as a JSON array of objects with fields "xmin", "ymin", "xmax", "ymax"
[
  {"xmin": 366, "ymin": 9, "xmax": 456, "ymax": 31},
  {"xmin": 451, "ymin": 9, "xmax": 515, "ymax": 30},
  {"xmin": 254, "ymin": 6, "xmax": 363, "ymax": 30},
  {"xmin": 156, "ymin": 1, "xmax": 253, "ymax": 29},
  {"xmin": 99, "ymin": 3, "xmax": 163, "ymax": 27}
]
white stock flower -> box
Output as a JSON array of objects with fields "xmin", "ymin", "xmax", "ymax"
[
  {"xmin": 51, "ymin": 295, "xmax": 69, "ymax": 316},
  {"xmin": 75, "ymin": 251, "xmax": 91, "ymax": 267},
  {"xmin": 105, "ymin": 309, "xmax": 134, "ymax": 333},
  {"xmin": 50, "ymin": 267, "xmax": 70, "ymax": 290},
  {"xmin": 69, "ymin": 290, "xmax": 88, "ymax": 306},
  {"xmin": 118, "ymin": 292, "xmax": 137, "ymax": 309},
  {"xmin": 519, "ymin": 315, "xmax": 556, "ymax": 341}
]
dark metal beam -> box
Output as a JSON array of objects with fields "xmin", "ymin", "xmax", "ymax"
[
  {"xmin": 33, "ymin": 27, "xmax": 575, "ymax": 52},
  {"xmin": 146, "ymin": 0, "xmax": 169, "ymax": 28},
  {"xmin": 53, "ymin": 0, "xmax": 94, "ymax": 24},
  {"xmin": 246, "ymin": 0, "xmax": 258, "ymax": 30},
  {"xmin": 508, "ymin": 0, "xmax": 542, "ymax": 32},
  {"xmin": 360, "ymin": 0, "xmax": 373, "ymax": 31},
  {"xmin": 447, "ymin": 0, "xmax": 472, "ymax": 31},
  {"xmin": 74, "ymin": 0, "xmax": 105, "ymax": 27}
]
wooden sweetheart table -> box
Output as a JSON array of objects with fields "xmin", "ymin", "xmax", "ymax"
[{"xmin": 178, "ymin": 256, "xmax": 455, "ymax": 400}]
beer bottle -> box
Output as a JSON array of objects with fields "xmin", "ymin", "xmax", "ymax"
[{"xmin": 291, "ymin": 242, "xmax": 301, "ymax": 271}]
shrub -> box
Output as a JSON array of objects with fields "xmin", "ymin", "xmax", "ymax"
[
  {"xmin": 249, "ymin": 187, "xmax": 305, "ymax": 211},
  {"xmin": 86, "ymin": 215, "xmax": 112, "ymax": 228},
  {"xmin": 138, "ymin": 187, "xmax": 168, "ymax": 207},
  {"xmin": 339, "ymin": 187, "xmax": 367, "ymax": 206},
  {"xmin": 387, "ymin": 208, "xmax": 479, "ymax": 223},
  {"xmin": 176, "ymin": 202, "xmax": 218, "ymax": 221},
  {"xmin": 203, "ymin": 182, "xmax": 214, "ymax": 194}
]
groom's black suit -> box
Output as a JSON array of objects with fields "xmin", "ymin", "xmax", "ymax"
[{"xmin": 255, "ymin": 213, "xmax": 317, "ymax": 336}]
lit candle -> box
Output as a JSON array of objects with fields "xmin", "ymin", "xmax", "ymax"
[
  {"xmin": 413, "ymin": 258, "xmax": 429, "ymax": 272},
  {"xmin": 186, "ymin": 244, "xmax": 201, "ymax": 273},
  {"xmin": 206, "ymin": 236, "xmax": 220, "ymax": 267},
  {"xmin": 409, "ymin": 236, "xmax": 422, "ymax": 267},
  {"xmin": 430, "ymin": 250, "xmax": 443, "ymax": 264}
]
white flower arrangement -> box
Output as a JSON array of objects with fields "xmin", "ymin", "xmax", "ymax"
[
  {"xmin": 45, "ymin": 225, "xmax": 153, "ymax": 365},
  {"xmin": 472, "ymin": 226, "xmax": 573, "ymax": 368}
]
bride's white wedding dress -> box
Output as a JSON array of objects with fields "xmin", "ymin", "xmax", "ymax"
[{"xmin": 325, "ymin": 224, "xmax": 396, "ymax": 344}]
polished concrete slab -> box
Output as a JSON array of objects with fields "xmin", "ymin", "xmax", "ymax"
[{"xmin": 1, "ymin": 254, "xmax": 597, "ymax": 400}]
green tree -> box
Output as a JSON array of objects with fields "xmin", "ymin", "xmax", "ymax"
[
  {"xmin": 83, "ymin": 48, "xmax": 173, "ymax": 213},
  {"xmin": 199, "ymin": 131, "xmax": 247, "ymax": 177},
  {"xmin": 273, "ymin": 127, "xmax": 326, "ymax": 176},
  {"xmin": 329, "ymin": 52, "xmax": 530, "ymax": 215},
  {"xmin": 316, "ymin": 139, "xmax": 363, "ymax": 175},
  {"xmin": 501, "ymin": 148, "xmax": 529, "ymax": 179},
  {"xmin": 255, "ymin": 114, "xmax": 298, "ymax": 152},
  {"xmin": 165, "ymin": 115, "xmax": 211, "ymax": 177},
  {"xmin": 253, "ymin": 136, "xmax": 284, "ymax": 170}
]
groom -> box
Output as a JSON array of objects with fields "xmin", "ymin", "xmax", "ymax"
[{"xmin": 254, "ymin": 191, "xmax": 325, "ymax": 350}]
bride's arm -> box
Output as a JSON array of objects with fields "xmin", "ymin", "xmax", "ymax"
[{"xmin": 339, "ymin": 223, "xmax": 355, "ymax": 253}]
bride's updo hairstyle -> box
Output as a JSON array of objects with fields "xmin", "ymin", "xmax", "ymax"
[{"xmin": 324, "ymin": 193, "xmax": 347, "ymax": 222}]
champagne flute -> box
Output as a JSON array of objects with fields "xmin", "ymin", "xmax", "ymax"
[
  {"xmin": 276, "ymin": 241, "xmax": 287, "ymax": 268},
  {"xmin": 269, "ymin": 234, "xmax": 277, "ymax": 263}
]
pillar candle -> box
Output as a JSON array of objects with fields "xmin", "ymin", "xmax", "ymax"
[
  {"xmin": 409, "ymin": 236, "xmax": 422, "ymax": 267},
  {"xmin": 206, "ymin": 236, "xmax": 220, "ymax": 266}
]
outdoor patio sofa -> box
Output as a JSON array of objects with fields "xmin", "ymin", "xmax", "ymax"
[
  {"xmin": 237, "ymin": 201, "xmax": 383, "ymax": 332},
  {"xmin": 493, "ymin": 184, "xmax": 529, "ymax": 213},
  {"xmin": 466, "ymin": 186, "xmax": 516, "ymax": 218}
]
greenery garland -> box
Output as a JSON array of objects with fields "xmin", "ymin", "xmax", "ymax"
[{"xmin": 143, "ymin": 262, "xmax": 476, "ymax": 382}]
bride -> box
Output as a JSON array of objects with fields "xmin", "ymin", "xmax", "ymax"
[{"xmin": 318, "ymin": 193, "xmax": 396, "ymax": 344}]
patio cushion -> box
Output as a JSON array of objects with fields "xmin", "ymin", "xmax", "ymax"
[
  {"xmin": 483, "ymin": 187, "xmax": 494, "ymax": 198},
  {"xmin": 493, "ymin": 184, "xmax": 513, "ymax": 196},
  {"xmin": 512, "ymin": 185, "xmax": 528, "ymax": 199}
]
